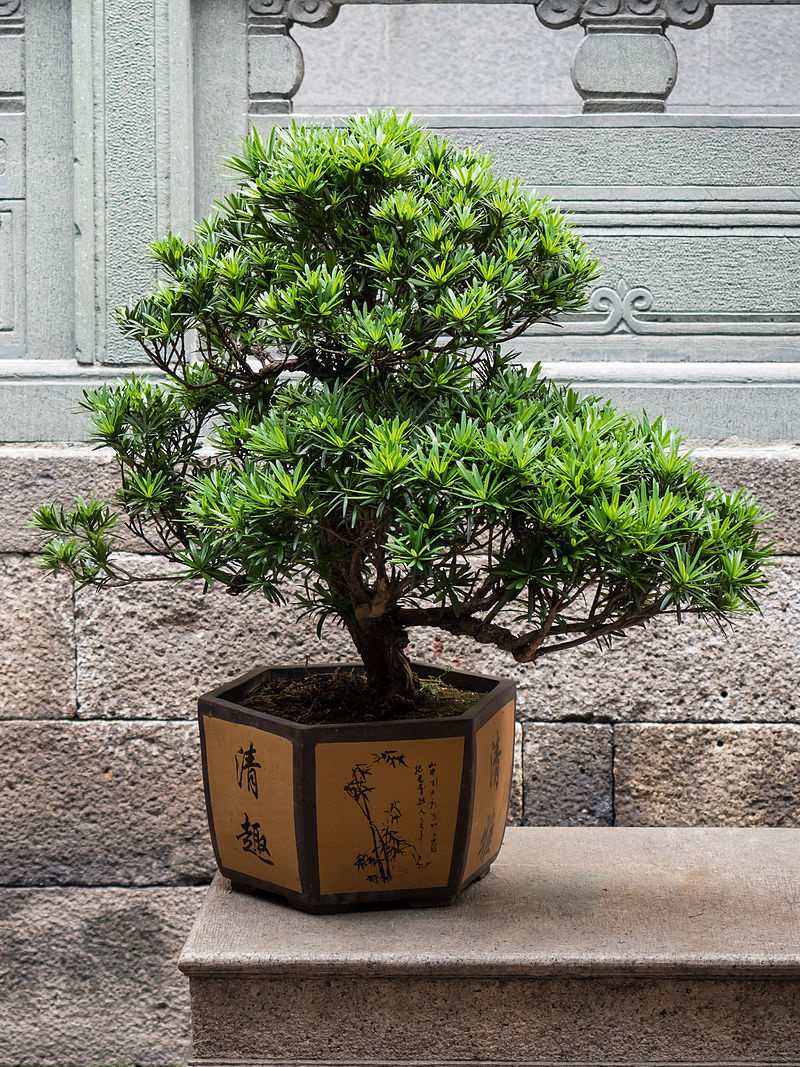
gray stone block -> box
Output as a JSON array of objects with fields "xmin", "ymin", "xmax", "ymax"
[
  {"xmin": 0, "ymin": 555, "xmax": 76, "ymax": 719},
  {"xmin": 75, "ymin": 555, "xmax": 359, "ymax": 718},
  {"xmin": 507, "ymin": 720, "xmax": 523, "ymax": 827},
  {"xmin": 0, "ymin": 885, "xmax": 202, "ymax": 1065},
  {"xmin": 615, "ymin": 723, "xmax": 800, "ymax": 826},
  {"xmin": 16, "ymin": 448, "xmax": 795, "ymax": 726},
  {"xmin": 694, "ymin": 446, "xmax": 800, "ymax": 554},
  {"xmin": 409, "ymin": 555, "xmax": 800, "ymax": 725},
  {"xmin": 76, "ymin": 557, "xmax": 530, "ymax": 721},
  {"xmin": 0, "ymin": 444, "xmax": 131, "ymax": 553},
  {"xmin": 523, "ymin": 723, "xmax": 613, "ymax": 826},
  {"xmin": 0, "ymin": 720, "xmax": 214, "ymax": 886}
]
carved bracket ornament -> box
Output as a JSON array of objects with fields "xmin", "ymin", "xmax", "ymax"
[
  {"xmin": 0, "ymin": 0, "xmax": 22, "ymax": 15},
  {"xmin": 534, "ymin": 0, "xmax": 713, "ymax": 29},
  {"xmin": 532, "ymin": 0, "xmax": 715, "ymax": 110},
  {"xmin": 247, "ymin": 0, "xmax": 339, "ymax": 113},
  {"xmin": 249, "ymin": 0, "xmax": 339, "ymax": 28}
]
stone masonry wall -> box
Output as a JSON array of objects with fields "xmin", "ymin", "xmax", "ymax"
[{"xmin": 2, "ymin": 442, "xmax": 800, "ymax": 1064}]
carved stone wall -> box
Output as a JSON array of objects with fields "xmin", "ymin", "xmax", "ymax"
[
  {"xmin": 0, "ymin": 0, "xmax": 73, "ymax": 362},
  {"xmin": 292, "ymin": 4, "xmax": 800, "ymax": 112}
]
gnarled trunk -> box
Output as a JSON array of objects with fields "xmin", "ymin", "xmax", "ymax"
[{"xmin": 344, "ymin": 616, "xmax": 418, "ymax": 708}]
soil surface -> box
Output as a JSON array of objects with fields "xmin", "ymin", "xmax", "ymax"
[{"xmin": 240, "ymin": 669, "xmax": 480, "ymax": 725}]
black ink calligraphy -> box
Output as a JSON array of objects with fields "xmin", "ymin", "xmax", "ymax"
[
  {"xmin": 489, "ymin": 731, "xmax": 501, "ymax": 791},
  {"xmin": 478, "ymin": 808, "xmax": 496, "ymax": 861},
  {"xmin": 236, "ymin": 741, "xmax": 261, "ymax": 799},
  {"xmin": 236, "ymin": 812, "xmax": 274, "ymax": 865},
  {"xmin": 428, "ymin": 760, "xmax": 439, "ymax": 854}
]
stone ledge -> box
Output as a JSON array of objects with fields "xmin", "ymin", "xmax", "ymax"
[
  {"xmin": 180, "ymin": 828, "xmax": 800, "ymax": 1066},
  {"xmin": 185, "ymin": 977, "xmax": 800, "ymax": 1065},
  {"xmin": 180, "ymin": 828, "xmax": 800, "ymax": 979}
]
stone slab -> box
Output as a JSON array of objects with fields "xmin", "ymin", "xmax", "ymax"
[
  {"xmin": 182, "ymin": 828, "xmax": 800, "ymax": 979},
  {"xmin": 0, "ymin": 555, "xmax": 76, "ymax": 719},
  {"xmin": 0, "ymin": 720, "xmax": 214, "ymax": 886},
  {"xmin": 10, "ymin": 446, "xmax": 796, "ymax": 725},
  {"xmin": 0, "ymin": 444, "xmax": 127, "ymax": 552},
  {"xmin": 76, "ymin": 552, "xmax": 800, "ymax": 724},
  {"xmin": 507, "ymin": 720, "xmax": 523, "ymax": 826},
  {"xmin": 180, "ymin": 829, "xmax": 800, "ymax": 1063},
  {"xmin": 187, "ymin": 973, "xmax": 800, "ymax": 1065},
  {"xmin": 614, "ymin": 723, "xmax": 800, "ymax": 826},
  {"xmin": 693, "ymin": 445, "xmax": 800, "ymax": 554},
  {"xmin": 4, "ymin": 443, "xmax": 797, "ymax": 552},
  {"xmin": 522, "ymin": 723, "xmax": 613, "ymax": 826},
  {"xmin": 0, "ymin": 885, "xmax": 204, "ymax": 1066}
]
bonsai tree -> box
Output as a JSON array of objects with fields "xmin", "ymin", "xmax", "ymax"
[{"xmin": 33, "ymin": 112, "xmax": 770, "ymax": 711}]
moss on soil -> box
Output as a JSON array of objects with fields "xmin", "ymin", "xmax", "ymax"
[{"xmin": 240, "ymin": 669, "xmax": 479, "ymax": 725}]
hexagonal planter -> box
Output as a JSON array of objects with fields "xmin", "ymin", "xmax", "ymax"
[{"xmin": 198, "ymin": 663, "xmax": 516, "ymax": 913}]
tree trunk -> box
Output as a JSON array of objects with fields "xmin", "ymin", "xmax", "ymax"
[{"xmin": 344, "ymin": 616, "xmax": 418, "ymax": 708}]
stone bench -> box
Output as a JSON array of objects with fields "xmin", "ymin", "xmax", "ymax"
[{"xmin": 178, "ymin": 826, "xmax": 800, "ymax": 1065}]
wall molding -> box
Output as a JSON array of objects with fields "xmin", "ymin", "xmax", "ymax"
[{"xmin": 2, "ymin": 359, "xmax": 800, "ymax": 442}]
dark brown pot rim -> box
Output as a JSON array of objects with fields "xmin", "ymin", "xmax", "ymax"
[{"xmin": 199, "ymin": 661, "xmax": 516, "ymax": 733}]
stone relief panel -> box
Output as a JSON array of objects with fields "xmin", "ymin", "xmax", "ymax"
[{"xmin": 0, "ymin": 0, "xmax": 23, "ymax": 357}]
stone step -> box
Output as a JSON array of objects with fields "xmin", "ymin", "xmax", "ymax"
[{"xmin": 179, "ymin": 826, "xmax": 800, "ymax": 1066}]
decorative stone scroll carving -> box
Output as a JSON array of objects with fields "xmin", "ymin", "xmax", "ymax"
[
  {"xmin": 247, "ymin": 0, "xmax": 339, "ymax": 114},
  {"xmin": 535, "ymin": 0, "xmax": 712, "ymax": 29},
  {"xmin": 534, "ymin": 0, "xmax": 714, "ymax": 111},
  {"xmin": 537, "ymin": 279, "xmax": 800, "ymax": 336},
  {"xmin": 0, "ymin": 0, "xmax": 22, "ymax": 17}
]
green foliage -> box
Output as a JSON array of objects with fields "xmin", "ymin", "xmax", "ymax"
[
  {"xmin": 114, "ymin": 111, "xmax": 597, "ymax": 387},
  {"xmin": 31, "ymin": 112, "xmax": 771, "ymax": 699}
]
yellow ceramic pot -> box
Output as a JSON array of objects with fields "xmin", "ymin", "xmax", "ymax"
[{"xmin": 198, "ymin": 663, "xmax": 516, "ymax": 913}]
